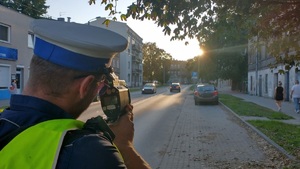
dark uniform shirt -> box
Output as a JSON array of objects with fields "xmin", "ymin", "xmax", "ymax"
[{"xmin": 0, "ymin": 95, "xmax": 126, "ymax": 169}]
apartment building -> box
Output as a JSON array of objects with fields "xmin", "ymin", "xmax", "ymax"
[
  {"xmin": 0, "ymin": 5, "xmax": 34, "ymax": 102},
  {"xmin": 0, "ymin": 6, "xmax": 143, "ymax": 108},
  {"xmin": 169, "ymin": 60, "xmax": 188, "ymax": 84},
  {"xmin": 88, "ymin": 17, "xmax": 143, "ymax": 88}
]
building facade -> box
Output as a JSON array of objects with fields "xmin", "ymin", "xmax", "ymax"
[
  {"xmin": 0, "ymin": 5, "xmax": 34, "ymax": 102},
  {"xmin": 247, "ymin": 37, "xmax": 300, "ymax": 100},
  {"xmin": 0, "ymin": 6, "xmax": 144, "ymax": 107},
  {"xmin": 88, "ymin": 17, "xmax": 143, "ymax": 87},
  {"xmin": 169, "ymin": 60, "xmax": 188, "ymax": 84}
]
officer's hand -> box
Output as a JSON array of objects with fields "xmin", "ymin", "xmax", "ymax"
[
  {"xmin": 109, "ymin": 105, "xmax": 151, "ymax": 169},
  {"xmin": 109, "ymin": 104, "xmax": 134, "ymax": 147}
]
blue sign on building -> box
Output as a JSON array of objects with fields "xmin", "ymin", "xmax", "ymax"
[
  {"xmin": 0, "ymin": 90, "xmax": 11, "ymax": 100},
  {"xmin": 0, "ymin": 46, "xmax": 18, "ymax": 60}
]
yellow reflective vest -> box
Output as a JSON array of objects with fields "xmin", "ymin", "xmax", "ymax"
[{"xmin": 0, "ymin": 119, "xmax": 84, "ymax": 169}]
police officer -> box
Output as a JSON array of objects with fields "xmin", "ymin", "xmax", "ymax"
[{"xmin": 0, "ymin": 19, "xmax": 151, "ymax": 169}]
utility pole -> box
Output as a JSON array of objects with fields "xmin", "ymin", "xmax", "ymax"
[{"xmin": 255, "ymin": 36, "xmax": 258, "ymax": 96}]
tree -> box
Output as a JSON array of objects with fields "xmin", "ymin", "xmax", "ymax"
[
  {"xmin": 185, "ymin": 57, "xmax": 198, "ymax": 82},
  {"xmin": 184, "ymin": 5, "xmax": 248, "ymax": 89},
  {"xmin": 202, "ymin": 8, "xmax": 248, "ymax": 90},
  {"xmin": 89, "ymin": 0, "xmax": 300, "ymax": 70},
  {"xmin": 142, "ymin": 42, "xmax": 172, "ymax": 83},
  {"xmin": 1, "ymin": 0, "xmax": 49, "ymax": 18}
]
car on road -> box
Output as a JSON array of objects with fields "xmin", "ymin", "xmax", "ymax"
[
  {"xmin": 170, "ymin": 83, "xmax": 181, "ymax": 92},
  {"xmin": 142, "ymin": 83, "xmax": 157, "ymax": 94},
  {"xmin": 194, "ymin": 84, "xmax": 219, "ymax": 105}
]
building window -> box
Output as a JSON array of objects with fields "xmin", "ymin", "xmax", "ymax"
[
  {"xmin": 0, "ymin": 23, "xmax": 10, "ymax": 43},
  {"xmin": 28, "ymin": 33, "xmax": 34, "ymax": 48},
  {"xmin": 128, "ymin": 61, "xmax": 130, "ymax": 69},
  {"xmin": 128, "ymin": 74, "xmax": 131, "ymax": 82}
]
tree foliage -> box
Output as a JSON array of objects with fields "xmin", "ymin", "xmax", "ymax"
[
  {"xmin": 90, "ymin": 0, "xmax": 300, "ymax": 70},
  {"xmin": 142, "ymin": 42, "xmax": 172, "ymax": 83},
  {"xmin": 1, "ymin": 0, "xmax": 49, "ymax": 18},
  {"xmin": 184, "ymin": 5, "xmax": 248, "ymax": 89},
  {"xmin": 204, "ymin": 6, "xmax": 248, "ymax": 89}
]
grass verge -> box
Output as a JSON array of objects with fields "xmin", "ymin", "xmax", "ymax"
[
  {"xmin": 220, "ymin": 94, "xmax": 300, "ymax": 159},
  {"xmin": 247, "ymin": 120, "xmax": 300, "ymax": 157},
  {"xmin": 219, "ymin": 94, "xmax": 293, "ymax": 120}
]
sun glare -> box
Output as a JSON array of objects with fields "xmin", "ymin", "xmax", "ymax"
[{"xmin": 199, "ymin": 48, "xmax": 204, "ymax": 56}]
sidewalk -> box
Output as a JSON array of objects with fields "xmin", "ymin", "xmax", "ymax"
[{"xmin": 218, "ymin": 87, "xmax": 300, "ymax": 125}]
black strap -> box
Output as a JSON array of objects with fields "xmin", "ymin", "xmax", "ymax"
[
  {"xmin": 63, "ymin": 116, "xmax": 115, "ymax": 146},
  {"xmin": 83, "ymin": 116, "xmax": 115, "ymax": 142}
]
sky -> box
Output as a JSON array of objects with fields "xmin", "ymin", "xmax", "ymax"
[{"xmin": 45, "ymin": 0, "xmax": 201, "ymax": 61}]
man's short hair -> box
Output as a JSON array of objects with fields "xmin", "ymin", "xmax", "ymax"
[{"xmin": 29, "ymin": 55, "xmax": 102, "ymax": 97}]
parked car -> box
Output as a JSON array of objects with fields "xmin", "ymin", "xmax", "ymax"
[
  {"xmin": 170, "ymin": 83, "xmax": 181, "ymax": 92},
  {"xmin": 142, "ymin": 83, "xmax": 157, "ymax": 94},
  {"xmin": 194, "ymin": 84, "xmax": 219, "ymax": 105}
]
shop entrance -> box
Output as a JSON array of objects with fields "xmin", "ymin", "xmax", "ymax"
[{"xmin": 16, "ymin": 67, "xmax": 24, "ymax": 94}]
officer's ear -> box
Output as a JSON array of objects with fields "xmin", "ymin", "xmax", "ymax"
[{"xmin": 78, "ymin": 75, "xmax": 95, "ymax": 99}]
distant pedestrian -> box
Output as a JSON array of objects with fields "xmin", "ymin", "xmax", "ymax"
[
  {"xmin": 9, "ymin": 79, "xmax": 17, "ymax": 94},
  {"xmin": 290, "ymin": 80, "xmax": 300, "ymax": 114},
  {"xmin": 274, "ymin": 81, "xmax": 284, "ymax": 112}
]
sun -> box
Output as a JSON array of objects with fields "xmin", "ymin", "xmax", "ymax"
[{"xmin": 199, "ymin": 48, "xmax": 204, "ymax": 56}]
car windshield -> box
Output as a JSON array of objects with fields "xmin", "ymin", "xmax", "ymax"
[{"xmin": 145, "ymin": 84, "xmax": 154, "ymax": 87}]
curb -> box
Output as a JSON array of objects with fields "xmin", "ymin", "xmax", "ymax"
[{"xmin": 219, "ymin": 101, "xmax": 297, "ymax": 161}]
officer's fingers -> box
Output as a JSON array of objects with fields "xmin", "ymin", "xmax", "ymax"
[
  {"xmin": 129, "ymin": 111, "xmax": 133, "ymax": 121},
  {"xmin": 125, "ymin": 104, "xmax": 133, "ymax": 112},
  {"xmin": 124, "ymin": 105, "xmax": 133, "ymax": 120},
  {"xmin": 125, "ymin": 110, "xmax": 133, "ymax": 122}
]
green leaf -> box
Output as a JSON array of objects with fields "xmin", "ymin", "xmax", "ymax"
[
  {"xmin": 105, "ymin": 4, "xmax": 113, "ymax": 11},
  {"xmin": 120, "ymin": 14, "xmax": 127, "ymax": 21},
  {"xmin": 102, "ymin": 19, "xmax": 111, "ymax": 27}
]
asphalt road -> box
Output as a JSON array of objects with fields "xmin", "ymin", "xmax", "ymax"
[{"xmin": 79, "ymin": 85, "xmax": 279, "ymax": 168}]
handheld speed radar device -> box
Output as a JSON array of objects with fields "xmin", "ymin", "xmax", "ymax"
[{"xmin": 100, "ymin": 67, "xmax": 131, "ymax": 123}]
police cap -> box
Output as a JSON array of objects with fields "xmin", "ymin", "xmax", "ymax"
[{"xmin": 30, "ymin": 19, "xmax": 128, "ymax": 72}]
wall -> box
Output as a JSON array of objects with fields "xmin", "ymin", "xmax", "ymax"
[
  {"xmin": 248, "ymin": 65, "xmax": 300, "ymax": 101},
  {"xmin": 0, "ymin": 5, "xmax": 34, "ymax": 102}
]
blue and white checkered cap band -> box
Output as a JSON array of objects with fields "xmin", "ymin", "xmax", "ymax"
[{"xmin": 34, "ymin": 37, "xmax": 109, "ymax": 72}]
